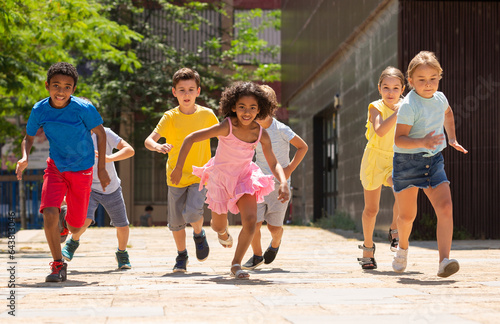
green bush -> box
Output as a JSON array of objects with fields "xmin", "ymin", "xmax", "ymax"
[{"xmin": 312, "ymin": 210, "xmax": 357, "ymax": 231}]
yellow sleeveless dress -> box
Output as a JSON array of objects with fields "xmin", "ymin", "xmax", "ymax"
[{"xmin": 360, "ymin": 99, "xmax": 398, "ymax": 190}]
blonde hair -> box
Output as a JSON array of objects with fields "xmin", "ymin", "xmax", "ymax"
[
  {"xmin": 407, "ymin": 51, "xmax": 443, "ymax": 81},
  {"xmin": 378, "ymin": 66, "xmax": 405, "ymax": 88}
]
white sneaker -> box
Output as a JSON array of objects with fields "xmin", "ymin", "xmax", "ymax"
[
  {"xmin": 437, "ymin": 258, "xmax": 459, "ymax": 278},
  {"xmin": 392, "ymin": 247, "xmax": 408, "ymax": 273}
]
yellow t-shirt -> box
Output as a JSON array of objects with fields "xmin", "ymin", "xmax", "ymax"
[
  {"xmin": 364, "ymin": 99, "xmax": 397, "ymax": 153},
  {"xmin": 154, "ymin": 105, "xmax": 219, "ymax": 188}
]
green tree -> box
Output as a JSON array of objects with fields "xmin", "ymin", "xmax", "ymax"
[
  {"xmin": 89, "ymin": 0, "xmax": 281, "ymax": 134},
  {"xmin": 0, "ymin": 0, "xmax": 142, "ymax": 146}
]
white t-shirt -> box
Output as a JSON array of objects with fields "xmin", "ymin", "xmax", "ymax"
[
  {"xmin": 255, "ymin": 118, "xmax": 296, "ymax": 184},
  {"xmin": 91, "ymin": 127, "xmax": 122, "ymax": 194}
]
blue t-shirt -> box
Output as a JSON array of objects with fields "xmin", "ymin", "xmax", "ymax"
[
  {"xmin": 255, "ymin": 118, "xmax": 296, "ymax": 184},
  {"xmin": 26, "ymin": 96, "xmax": 103, "ymax": 172},
  {"xmin": 394, "ymin": 90, "xmax": 449, "ymax": 157}
]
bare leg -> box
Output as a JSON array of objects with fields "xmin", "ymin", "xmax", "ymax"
[
  {"xmin": 361, "ymin": 187, "xmax": 381, "ymax": 258},
  {"xmin": 69, "ymin": 218, "xmax": 93, "ymax": 241},
  {"xmin": 190, "ymin": 217, "xmax": 204, "ymax": 236},
  {"xmin": 387, "ymin": 176, "xmax": 399, "ymax": 241},
  {"xmin": 231, "ymin": 194, "xmax": 257, "ymax": 267},
  {"xmin": 423, "ymin": 183, "xmax": 453, "ymax": 262},
  {"xmin": 395, "ymin": 187, "xmax": 419, "ymax": 250},
  {"xmin": 249, "ymin": 221, "xmax": 263, "ymax": 256},
  {"xmin": 116, "ymin": 226, "xmax": 130, "ymax": 251},
  {"xmin": 211, "ymin": 211, "xmax": 232, "ymax": 247},
  {"xmin": 267, "ymin": 224, "xmax": 283, "ymax": 249},
  {"xmin": 43, "ymin": 207, "xmax": 62, "ymax": 260},
  {"xmin": 172, "ymin": 229, "xmax": 187, "ymax": 252}
]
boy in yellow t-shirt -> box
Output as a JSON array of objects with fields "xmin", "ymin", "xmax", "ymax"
[{"xmin": 145, "ymin": 68, "xmax": 218, "ymax": 272}]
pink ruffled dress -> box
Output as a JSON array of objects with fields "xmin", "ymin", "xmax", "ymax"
[{"xmin": 193, "ymin": 117, "xmax": 275, "ymax": 215}]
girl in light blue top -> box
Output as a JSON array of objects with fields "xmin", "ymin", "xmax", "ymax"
[{"xmin": 392, "ymin": 51, "xmax": 467, "ymax": 278}]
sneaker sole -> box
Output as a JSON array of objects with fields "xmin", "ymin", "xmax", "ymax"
[
  {"xmin": 119, "ymin": 265, "xmax": 132, "ymax": 270},
  {"xmin": 242, "ymin": 260, "xmax": 264, "ymax": 270},
  {"xmin": 173, "ymin": 260, "xmax": 189, "ymax": 273},
  {"xmin": 438, "ymin": 262, "xmax": 460, "ymax": 278},
  {"xmin": 62, "ymin": 255, "xmax": 72, "ymax": 262}
]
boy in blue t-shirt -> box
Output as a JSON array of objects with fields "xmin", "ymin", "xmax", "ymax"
[{"xmin": 16, "ymin": 62, "xmax": 110, "ymax": 282}]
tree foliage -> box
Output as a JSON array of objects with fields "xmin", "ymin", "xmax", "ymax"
[
  {"xmin": 0, "ymin": 0, "xmax": 281, "ymax": 166},
  {"xmin": 0, "ymin": 0, "xmax": 142, "ymax": 143}
]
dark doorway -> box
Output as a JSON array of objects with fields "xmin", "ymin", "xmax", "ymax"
[{"xmin": 313, "ymin": 103, "xmax": 338, "ymax": 220}]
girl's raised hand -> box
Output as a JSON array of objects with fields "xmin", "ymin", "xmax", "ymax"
[
  {"xmin": 449, "ymin": 139, "xmax": 468, "ymax": 154},
  {"xmin": 277, "ymin": 183, "xmax": 290, "ymax": 203},
  {"xmin": 423, "ymin": 131, "xmax": 445, "ymax": 150}
]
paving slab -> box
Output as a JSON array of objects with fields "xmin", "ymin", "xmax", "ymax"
[{"xmin": 1, "ymin": 226, "xmax": 500, "ymax": 323}]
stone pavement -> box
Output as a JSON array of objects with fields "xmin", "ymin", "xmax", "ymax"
[{"xmin": 1, "ymin": 226, "xmax": 500, "ymax": 324}]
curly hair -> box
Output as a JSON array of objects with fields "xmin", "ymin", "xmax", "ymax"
[
  {"xmin": 260, "ymin": 84, "xmax": 279, "ymax": 117},
  {"xmin": 46, "ymin": 62, "xmax": 79, "ymax": 87},
  {"xmin": 219, "ymin": 82, "xmax": 276, "ymax": 119}
]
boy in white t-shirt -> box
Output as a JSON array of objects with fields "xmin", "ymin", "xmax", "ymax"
[
  {"xmin": 243, "ymin": 85, "xmax": 308, "ymax": 270},
  {"xmin": 62, "ymin": 120, "xmax": 135, "ymax": 269}
]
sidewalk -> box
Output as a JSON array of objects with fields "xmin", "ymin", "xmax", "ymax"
[{"xmin": 1, "ymin": 226, "xmax": 500, "ymax": 323}]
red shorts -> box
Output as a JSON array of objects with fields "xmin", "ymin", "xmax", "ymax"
[{"xmin": 40, "ymin": 158, "xmax": 93, "ymax": 228}]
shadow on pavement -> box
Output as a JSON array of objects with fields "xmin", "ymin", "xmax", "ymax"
[{"xmin": 16, "ymin": 280, "xmax": 99, "ymax": 288}]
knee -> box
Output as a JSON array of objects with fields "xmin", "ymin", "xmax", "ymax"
[
  {"xmin": 267, "ymin": 224, "xmax": 283, "ymax": 235},
  {"xmin": 363, "ymin": 206, "xmax": 379, "ymax": 219},
  {"xmin": 398, "ymin": 213, "xmax": 415, "ymax": 223},
  {"xmin": 241, "ymin": 213, "xmax": 257, "ymax": 230},
  {"xmin": 435, "ymin": 199, "xmax": 453, "ymax": 219},
  {"xmin": 210, "ymin": 220, "xmax": 226, "ymax": 233}
]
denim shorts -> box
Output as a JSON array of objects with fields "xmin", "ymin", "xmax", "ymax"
[{"xmin": 392, "ymin": 152, "xmax": 449, "ymax": 193}]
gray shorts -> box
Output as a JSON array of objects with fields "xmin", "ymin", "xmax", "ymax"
[
  {"xmin": 87, "ymin": 187, "xmax": 129, "ymax": 227},
  {"xmin": 167, "ymin": 184, "xmax": 207, "ymax": 231},
  {"xmin": 256, "ymin": 182, "xmax": 290, "ymax": 227}
]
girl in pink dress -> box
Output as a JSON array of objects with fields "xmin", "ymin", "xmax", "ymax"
[{"xmin": 171, "ymin": 82, "xmax": 289, "ymax": 279}]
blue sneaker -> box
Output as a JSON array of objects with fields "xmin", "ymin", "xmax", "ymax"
[
  {"xmin": 173, "ymin": 253, "xmax": 189, "ymax": 273},
  {"xmin": 193, "ymin": 229, "xmax": 209, "ymax": 262},
  {"xmin": 115, "ymin": 250, "xmax": 131, "ymax": 269},
  {"xmin": 62, "ymin": 238, "xmax": 79, "ymax": 262}
]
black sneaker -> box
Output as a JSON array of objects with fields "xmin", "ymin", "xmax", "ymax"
[
  {"xmin": 45, "ymin": 260, "xmax": 68, "ymax": 282},
  {"xmin": 193, "ymin": 229, "xmax": 209, "ymax": 262},
  {"xmin": 173, "ymin": 253, "xmax": 189, "ymax": 273},
  {"xmin": 242, "ymin": 255, "xmax": 264, "ymax": 270},
  {"xmin": 263, "ymin": 243, "xmax": 280, "ymax": 264}
]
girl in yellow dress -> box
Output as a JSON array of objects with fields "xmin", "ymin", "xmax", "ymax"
[{"xmin": 358, "ymin": 66, "xmax": 405, "ymax": 269}]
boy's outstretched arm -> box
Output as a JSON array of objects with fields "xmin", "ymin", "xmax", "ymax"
[
  {"xmin": 16, "ymin": 135, "xmax": 35, "ymax": 180},
  {"xmin": 283, "ymin": 135, "xmax": 308, "ymax": 179},
  {"xmin": 92, "ymin": 125, "xmax": 111, "ymax": 190},
  {"xmin": 103, "ymin": 139, "xmax": 135, "ymax": 162},
  {"xmin": 444, "ymin": 106, "xmax": 468, "ymax": 154},
  {"xmin": 260, "ymin": 130, "xmax": 290, "ymax": 203},
  {"xmin": 144, "ymin": 131, "xmax": 173, "ymax": 154}
]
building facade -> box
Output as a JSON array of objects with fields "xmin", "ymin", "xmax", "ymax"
[{"xmin": 282, "ymin": 0, "xmax": 500, "ymax": 238}]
